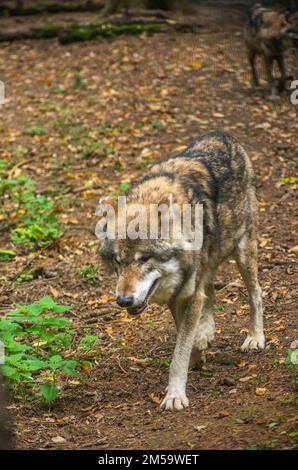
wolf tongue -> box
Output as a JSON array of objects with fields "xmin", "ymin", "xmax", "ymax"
[{"xmin": 127, "ymin": 300, "xmax": 147, "ymax": 316}]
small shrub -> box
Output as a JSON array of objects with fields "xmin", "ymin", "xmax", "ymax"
[
  {"xmin": 0, "ymin": 296, "xmax": 99, "ymax": 403},
  {"xmin": 0, "ymin": 176, "xmax": 61, "ymax": 246}
]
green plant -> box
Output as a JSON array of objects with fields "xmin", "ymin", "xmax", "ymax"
[
  {"xmin": 79, "ymin": 264, "xmax": 98, "ymax": 285},
  {"xmin": 79, "ymin": 140, "xmax": 113, "ymax": 159},
  {"xmin": 119, "ymin": 182, "xmax": 130, "ymax": 192},
  {"xmin": 73, "ymin": 71, "xmax": 87, "ymax": 88},
  {"xmin": 214, "ymin": 304, "xmax": 225, "ymax": 312},
  {"xmin": 244, "ymin": 444, "xmax": 272, "ymax": 450},
  {"xmin": 0, "ymin": 249, "xmax": 16, "ymax": 262},
  {"xmin": 54, "ymin": 85, "xmax": 66, "ymax": 94},
  {"xmin": 278, "ymin": 177, "xmax": 298, "ymax": 184},
  {"xmin": 0, "ymin": 176, "xmax": 61, "ymax": 246},
  {"xmin": 149, "ymin": 120, "xmax": 165, "ymax": 129},
  {"xmin": 200, "ymin": 369, "xmax": 213, "ymax": 377},
  {"xmin": 24, "ymin": 126, "xmax": 46, "ymax": 136},
  {"xmin": 0, "ymin": 159, "xmax": 8, "ymax": 171},
  {"xmin": 78, "ymin": 335, "xmax": 99, "ymax": 351},
  {"xmin": 0, "ymin": 296, "xmax": 77, "ymax": 402},
  {"xmin": 285, "ymin": 348, "xmax": 298, "ymax": 385},
  {"xmin": 159, "ymin": 358, "xmax": 171, "ymax": 368}
]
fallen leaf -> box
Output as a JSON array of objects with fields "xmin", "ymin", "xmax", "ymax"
[
  {"xmin": 289, "ymin": 245, "xmax": 298, "ymax": 255},
  {"xmin": 239, "ymin": 375, "xmax": 253, "ymax": 382},
  {"xmin": 52, "ymin": 436, "xmax": 66, "ymax": 444},
  {"xmin": 149, "ymin": 393, "xmax": 161, "ymax": 404},
  {"xmin": 194, "ymin": 424, "xmax": 208, "ymax": 432},
  {"xmin": 238, "ymin": 360, "xmax": 248, "ymax": 368},
  {"xmin": 186, "ymin": 59, "xmax": 203, "ymax": 69},
  {"xmin": 81, "ymin": 404, "xmax": 98, "ymax": 412},
  {"xmin": 274, "ymin": 325, "xmax": 286, "ymax": 332},
  {"xmin": 255, "ymin": 387, "xmax": 267, "ymax": 396},
  {"xmin": 49, "ymin": 286, "xmax": 59, "ymax": 298}
]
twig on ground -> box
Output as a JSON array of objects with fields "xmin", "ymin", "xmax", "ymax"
[
  {"xmin": 116, "ymin": 356, "xmax": 127, "ymax": 374},
  {"xmin": 269, "ymin": 190, "xmax": 292, "ymax": 212},
  {"xmin": 8, "ymin": 158, "xmax": 35, "ymax": 179}
]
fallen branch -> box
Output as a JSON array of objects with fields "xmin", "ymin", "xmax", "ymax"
[
  {"xmin": 8, "ymin": 157, "xmax": 35, "ymax": 179},
  {"xmin": 269, "ymin": 190, "xmax": 292, "ymax": 212},
  {"xmin": 0, "ymin": 18, "xmax": 202, "ymax": 43}
]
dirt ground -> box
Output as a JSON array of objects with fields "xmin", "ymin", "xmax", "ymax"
[{"xmin": 0, "ymin": 4, "xmax": 297, "ymax": 450}]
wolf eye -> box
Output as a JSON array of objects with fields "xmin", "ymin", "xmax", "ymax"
[{"xmin": 138, "ymin": 256, "xmax": 151, "ymax": 264}]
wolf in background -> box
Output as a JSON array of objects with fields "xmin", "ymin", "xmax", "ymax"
[{"xmin": 244, "ymin": 3, "xmax": 298, "ymax": 98}]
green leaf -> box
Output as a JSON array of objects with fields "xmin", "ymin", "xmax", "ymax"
[
  {"xmin": 119, "ymin": 181, "xmax": 130, "ymax": 192},
  {"xmin": 1, "ymin": 365, "xmax": 18, "ymax": 378},
  {"xmin": 61, "ymin": 360, "xmax": 78, "ymax": 377},
  {"xmin": 48, "ymin": 354, "xmax": 63, "ymax": 371},
  {"xmin": 24, "ymin": 359, "xmax": 47, "ymax": 371},
  {"xmin": 40, "ymin": 383, "xmax": 59, "ymax": 403},
  {"xmin": 0, "ymin": 249, "xmax": 16, "ymax": 262},
  {"xmin": 26, "ymin": 303, "xmax": 44, "ymax": 316},
  {"xmin": 25, "ymin": 126, "xmax": 46, "ymax": 136},
  {"xmin": 278, "ymin": 177, "xmax": 298, "ymax": 184},
  {"xmin": 37, "ymin": 296, "xmax": 56, "ymax": 309},
  {"xmin": 78, "ymin": 336, "xmax": 99, "ymax": 350}
]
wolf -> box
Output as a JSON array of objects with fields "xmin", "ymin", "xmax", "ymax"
[
  {"xmin": 98, "ymin": 131, "xmax": 265, "ymax": 411},
  {"xmin": 244, "ymin": 3, "xmax": 298, "ymax": 98}
]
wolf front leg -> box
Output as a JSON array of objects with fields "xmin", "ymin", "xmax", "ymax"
[{"xmin": 161, "ymin": 288, "xmax": 205, "ymax": 411}]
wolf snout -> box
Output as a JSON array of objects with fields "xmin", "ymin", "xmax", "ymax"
[{"xmin": 116, "ymin": 295, "xmax": 134, "ymax": 308}]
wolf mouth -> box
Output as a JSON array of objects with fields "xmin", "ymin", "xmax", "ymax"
[{"xmin": 126, "ymin": 279, "xmax": 159, "ymax": 316}]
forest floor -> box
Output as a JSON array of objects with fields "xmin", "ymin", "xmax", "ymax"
[{"xmin": 0, "ymin": 4, "xmax": 297, "ymax": 450}]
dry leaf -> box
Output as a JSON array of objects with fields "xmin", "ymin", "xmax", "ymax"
[
  {"xmin": 186, "ymin": 59, "xmax": 203, "ymax": 69},
  {"xmin": 81, "ymin": 404, "xmax": 98, "ymax": 412},
  {"xmin": 49, "ymin": 286, "xmax": 59, "ymax": 298},
  {"xmin": 289, "ymin": 245, "xmax": 298, "ymax": 255},
  {"xmin": 194, "ymin": 424, "xmax": 208, "ymax": 432},
  {"xmin": 52, "ymin": 436, "xmax": 66, "ymax": 444},
  {"xmin": 149, "ymin": 393, "xmax": 161, "ymax": 404},
  {"xmin": 274, "ymin": 325, "xmax": 286, "ymax": 332},
  {"xmin": 239, "ymin": 375, "xmax": 253, "ymax": 382}
]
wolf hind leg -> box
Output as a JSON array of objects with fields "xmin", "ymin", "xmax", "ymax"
[
  {"xmin": 235, "ymin": 233, "xmax": 265, "ymax": 352},
  {"xmin": 190, "ymin": 283, "xmax": 215, "ymax": 369}
]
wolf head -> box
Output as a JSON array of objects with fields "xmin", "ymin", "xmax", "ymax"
[
  {"xmin": 97, "ymin": 181, "xmax": 201, "ymax": 315},
  {"xmin": 100, "ymin": 236, "xmax": 191, "ymax": 315}
]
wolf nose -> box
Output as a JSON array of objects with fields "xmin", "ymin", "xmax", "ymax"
[{"xmin": 116, "ymin": 295, "xmax": 134, "ymax": 308}]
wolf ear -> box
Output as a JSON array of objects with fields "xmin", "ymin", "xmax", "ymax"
[{"xmin": 96, "ymin": 195, "xmax": 118, "ymax": 214}]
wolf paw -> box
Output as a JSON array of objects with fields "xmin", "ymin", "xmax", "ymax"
[
  {"xmin": 241, "ymin": 334, "xmax": 265, "ymax": 352},
  {"xmin": 195, "ymin": 329, "xmax": 214, "ymax": 350},
  {"xmin": 160, "ymin": 388, "xmax": 189, "ymax": 411}
]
